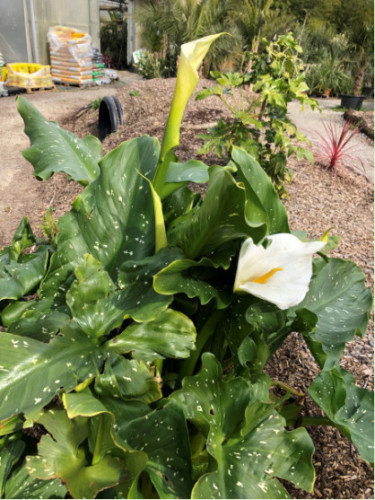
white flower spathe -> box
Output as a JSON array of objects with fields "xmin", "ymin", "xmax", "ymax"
[{"xmin": 234, "ymin": 233, "xmax": 325, "ymax": 310}]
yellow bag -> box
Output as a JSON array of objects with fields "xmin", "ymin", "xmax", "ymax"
[{"xmin": 6, "ymin": 63, "xmax": 53, "ymax": 88}]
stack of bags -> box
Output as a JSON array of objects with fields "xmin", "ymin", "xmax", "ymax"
[
  {"xmin": 92, "ymin": 47, "xmax": 105, "ymax": 84},
  {"xmin": 48, "ymin": 26, "xmax": 93, "ymax": 86}
]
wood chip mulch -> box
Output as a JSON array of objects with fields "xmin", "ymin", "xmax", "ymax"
[{"xmin": 61, "ymin": 78, "xmax": 374, "ymax": 499}]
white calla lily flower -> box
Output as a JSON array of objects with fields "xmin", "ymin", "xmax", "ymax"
[{"xmin": 234, "ymin": 233, "xmax": 325, "ymax": 310}]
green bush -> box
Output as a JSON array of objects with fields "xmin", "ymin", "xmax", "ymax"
[
  {"xmin": 134, "ymin": 50, "xmax": 165, "ymax": 79},
  {"xmin": 196, "ymin": 33, "xmax": 316, "ymax": 195}
]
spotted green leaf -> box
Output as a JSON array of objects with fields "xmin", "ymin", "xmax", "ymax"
[
  {"xmin": 172, "ymin": 353, "xmax": 315, "ymax": 499},
  {"xmin": 167, "ymin": 166, "xmax": 251, "ymax": 259},
  {"xmin": 26, "ymin": 410, "xmax": 127, "ymax": 499},
  {"xmin": 66, "ymin": 254, "xmax": 126, "ymax": 341},
  {"xmin": 153, "ymin": 256, "xmax": 231, "ymax": 309},
  {"xmin": 0, "ymin": 326, "xmax": 105, "ymax": 420},
  {"xmin": 0, "ymin": 218, "xmax": 49, "ymax": 302},
  {"xmin": 4, "ymin": 462, "xmax": 67, "ymax": 499},
  {"xmin": 122, "ymin": 403, "xmax": 194, "ymax": 499},
  {"xmin": 18, "ymin": 96, "xmax": 102, "ymax": 184},
  {"xmin": 107, "ymin": 309, "xmax": 196, "ymax": 363},
  {"xmin": 309, "ymin": 366, "xmax": 374, "ymax": 464},
  {"xmin": 94, "ymin": 354, "xmax": 162, "ymax": 404},
  {"xmin": 1, "ymin": 298, "xmax": 70, "ymax": 341},
  {"xmin": 293, "ymin": 259, "xmax": 373, "ymax": 368},
  {"xmin": 40, "ymin": 136, "xmax": 160, "ymax": 302}
]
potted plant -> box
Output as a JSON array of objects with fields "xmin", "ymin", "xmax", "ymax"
[{"xmin": 339, "ymin": 0, "xmax": 374, "ymax": 109}]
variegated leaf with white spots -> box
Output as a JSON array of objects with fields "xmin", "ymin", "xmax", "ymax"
[
  {"xmin": 292, "ymin": 259, "xmax": 373, "ymax": 369},
  {"xmin": 40, "ymin": 136, "xmax": 160, "ymax": 302},
  {"xmin": 172, "ymin": 353, "xmax": 315, "ymax": 499},
  {"xmin": 0, "ymin": 325, "xmax": 105, "ymax": 420},
  {"xmin": 18, "ymin": 96, "xmax": 102, "ymax": 184},
  {"xmin": 309, "ymin": 366, "xmax": 374, "ymax": 464}
]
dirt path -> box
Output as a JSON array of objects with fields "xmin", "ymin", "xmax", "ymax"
[{"xmin": 0, "ymin": 82, "xmax": 373, "ymax": 249}]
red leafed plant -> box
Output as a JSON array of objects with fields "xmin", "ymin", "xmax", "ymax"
[{"xmin": 313, "ymin": 121, "xmax": 362, "ymax": 177}]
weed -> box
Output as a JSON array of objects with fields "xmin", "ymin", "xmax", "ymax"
[{"xmin": 40, "ymin": 207, "xmax": 59, "ymax": 241}]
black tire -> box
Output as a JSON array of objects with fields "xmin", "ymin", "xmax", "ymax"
[
  {"xmin": 112, "ymin": 95, "xmax": 124, "ymax": 126},
  {"xmin": 98, "ymin": 96, "xmax": 118, "ymax": 140}
]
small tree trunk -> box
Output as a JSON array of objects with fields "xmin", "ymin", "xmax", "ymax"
[
  {"xmin": 245, "ymin": 36, "xmax": 260, "ymax": 74},
  {"xmin": 352, "ymin": 56, "xmax": 367, "ymax": 96}
]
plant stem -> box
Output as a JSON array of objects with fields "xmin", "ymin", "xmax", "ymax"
[
  {"xmin": 231, "ymin": 85, "xmax": 241, "ymax": 111},
  {"xmin": 92, "ymin": 414, "xmax": 105, "ymax": 465},
  {"xmin": 271, "ymin": 379, "xmax": 305, "ymax": 398},
  {"xmin": 301, "ymin": 416, "xmax": 334, "ymax": 427},
  {"xmin": 178, "ymin": 311, "xmax": 224, "ymax": 384},
  {"xmin": 221, "ymin": 94, "xmax": 237, "ymax": 114}
]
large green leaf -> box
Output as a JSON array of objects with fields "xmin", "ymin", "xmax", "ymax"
[
  {"xmin": 1, "ymin": 298, "xmax": 70, "ymax": 341},
  {"xmin": 40, "ymin": 136, "xmax": 160, "ymax": 300},
  {"xmin": 293, "ymin": 259, "xmax": 373, "ymax": 368},
  {"xmin": 154, "ymin": 256, "xmax": 232, "ymax": 309},
  {"xmin": 0, "ymin": 218, "xmax": 49, "ymax": 302},
  {"xmin": 116, "ymin": 247, "xmax": 182, "ymax": 322},
  {"xmin": 309, "ymin": 366, "xmax": 374, "ymax": 464},
  {"xmin": 63, "ymin": 390, "xmax": 150, "ymax": 441},
  {"xmin": 107, "ymin": 309, "xmax": 196, "ymax": 364},
  {"xmin": 0, "ymin": 326, "xmax": 105, "ymax": 420},
  {"xmin": 18, "ymin": 96, "xmax": 101, "ymax": 184},
  {"xmin": 167, "ymin": 166, "xmax": 251, "ymax": 259},
  {"xmin": 172, "ymin": 353, "xmax": 315, "ymax": 499},
  {"xmin": 4, "ymin": 462, "xmax": 67, "ymax": 499},
  {"xmin": 26, "ymin": 410, "xmax": 127, "ymax": 499},
  {"xmin": 232, "ymin": 147, "xmax": 290, "ymax": 236},
  {"xmin": 94, "ymin": 354, "xmax": 162, "ymax": 404},
  {"xmin": 0, "ymin": 247, "xmax": 48, "ymax": 302},
  {"xmin": 65, "ymin": 392, "xmax": 193, "ymax": 498},
  {"xmin": 63, "ymin": 391, "xmax": 149, "ymax": 498},
  {"xmin": 66, "ymin": 254, "xmax": 126, "ymax": 341},
  {"xmin": 122, "ymin": 403, "xmax": 194, "ymax": 499},
  {"xmin": 0, "ymin": 439, "xmax": 25, "ymax": 497}
]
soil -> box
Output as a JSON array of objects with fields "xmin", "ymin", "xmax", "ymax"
[{"xmin": 0, "ymin": 77, "xmax": 374, "ymax": 499}]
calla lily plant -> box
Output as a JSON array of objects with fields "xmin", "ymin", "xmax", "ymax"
[{"xmin": 0, "ymin": 34, "xmax": 372, "ymax": 500}]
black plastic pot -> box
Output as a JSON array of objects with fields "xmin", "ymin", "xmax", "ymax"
[
  {"xmin": 340, "ymin": 94, "xmax": 365, "ymax": 110},
  {"xmin": 98, "ymin": 96, "xmax": 124, "ymax": 140}
]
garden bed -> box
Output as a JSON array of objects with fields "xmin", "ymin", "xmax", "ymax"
[{"xmin": 47, "ymin": 78, "xmax": 375, "ymax": 498}]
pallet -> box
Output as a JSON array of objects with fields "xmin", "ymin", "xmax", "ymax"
[
  {"xmin": 25, "ymin": 85, "xmax": 56, "ymax": 94},
  {"xmin": 54, "ymin": 81, "xmax": 94, "ymax": 89}
]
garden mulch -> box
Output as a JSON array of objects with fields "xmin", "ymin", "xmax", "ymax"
[{"xmin": 17, "ymin": 77, "xmax": 375, "ymax": 499}]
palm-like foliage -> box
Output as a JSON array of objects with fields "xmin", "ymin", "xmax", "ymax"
[
  {"xmin": 135, "ymin": 0, "xmax": 240, "ymax": 75},
  {"xmin": 227, "ymin": 0, "xmax": 273, "ymax": 52}
]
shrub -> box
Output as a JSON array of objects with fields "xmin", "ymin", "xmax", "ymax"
[
  {"xmin": 134, "ymin": 49, "xmax": 165, "ymax": 79},
  {"xmin": 196, "ymin": 33, "xmax": 316, "ymax": 195}
]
